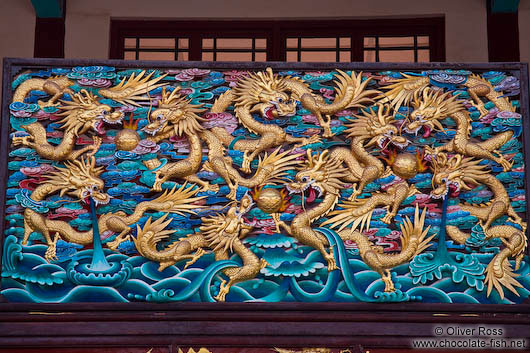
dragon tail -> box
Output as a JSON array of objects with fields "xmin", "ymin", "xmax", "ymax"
[
  {"xmin": 12, "ymin": 78, "xmax": 45, "ymax": 103},
  {"xmin": 99, "ymin": 71, "xmax": 167, "ymax": 106},
  {"xmin": 375, "ymin": 206, "xmax": 433, "ymax": 268},
  {"xmin": 445, "ymin": 225, "xmax": 471, "ymax": 245},
  {"xmin": 151, "ymin": 183, "xmax": 205, "ymax": 214},
  {"xmin": 338, "ymin": 70, "xmax": 380, "ymax": 110},
  {"xmin": 133, "ymin": 213, "xmax": 175, "ymax": 258},
  {"xmin": 485, "ymin": 255, "xmax": 522, "ymax": 300},
  {"xmin": 321, "ymin": 199, "xmax": 374, "ymax": 233},
  {"xmin": 126, "ymin": 183, "xmax": 204, "ymax": 224},
  {"xmin": 377, "ymin": 74, "xmax": 430, "ymax": 109},
  {"xmin": 251, "ymin": 148, "xmax": 301, "ymax": 185},
  {"xmin": 467, "ymin": 74, "xmax": 515, "ymax": 112},
  {"xmin": 400, "ymin": 206, "xmax": 434, "ymax": 257}
]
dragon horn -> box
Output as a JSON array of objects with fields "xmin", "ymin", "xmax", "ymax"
[
  {"xmin": 306, "ymin": 149, "xmax": 314, "ymax": 168},
  {"xmin": 448, "ymin": 154, "xmax": 462, "ymax": 169},
  {"xmin": 314, "ymin": 150, "xmax": 329, "ymax": 170}
]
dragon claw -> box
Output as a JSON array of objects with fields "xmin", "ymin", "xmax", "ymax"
[
  {"xmin": 183, "ymin": 248, "xmax": 206, "ymax": 269},
  {"xmin": 12, "ymin": 135, "xmax": 33, "ymax": 146},
  {"xmin": 272, "ymin": 213, "xmax": 282, "ymax": 233},
  {"xmin": 107, "ymin": 234, "xmax": 130, "ymax": 251},
  {"xmin": 240, "ymin": 151, "xmax": 252, "ymax": 174},
  {"xmin": 226, "ymin": 182, "xmax": 239, "ymax": 200},
  {"xmin": 215, "ymin": 279, "xmax": 229, "ymax": 302},
  {"xmin": 259, "ymin": 258, "xmax": 269, "ymax": 270},
  {"xmin": 381, "ymin": 213, "xmax": 393, "ymax": 224},
  {"xmin": 321, "ymin": 116, "xmax": 334, "ymax": 138},
  {"xmin": 89, "ymin": 136, "xmax": 102, "ymax": 156},
  {"xmin": 45, "ymin": 233, "xmax": 61, "ymax": 262},
  {"xmin": 326, "ymin": 246, "xmax": 339, "ymax": 271},
  {"xmin": 348, "ymin": 184, "xmax": 360, "ymax": 201}
]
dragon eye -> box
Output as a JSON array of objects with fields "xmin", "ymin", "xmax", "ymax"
[
  {"xmin": 278, "ymin": 98, "xmax": 283, "ymax": 103},
  {"xmin": 301, "ymin": 176, "xmax": 309, "ymax": 182},
  {"xmin": 442, "ymin": 177, "xmax": 447, "ymax": 183},
  {"xmin": 388, "ymin": 130, "xmax": 394, "ymax": 135}
]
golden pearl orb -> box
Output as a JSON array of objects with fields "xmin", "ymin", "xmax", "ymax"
[
  {"xmin": 114, "ymin": 129, "xmax": 141, "ymax": 151},
  {"xmin": 391, "ymin": 153, "xmax": 419, "ymax": 179},
  {"xmin": 256, "ymin": 188, "xmax": 283, "ymax": 214}
]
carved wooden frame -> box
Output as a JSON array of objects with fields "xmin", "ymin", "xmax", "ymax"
[{"xmin": 0, "ymin": 58, "xmax": 529, "ymax": 352}]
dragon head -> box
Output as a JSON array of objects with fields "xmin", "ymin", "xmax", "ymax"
[
  {"xmin": 46, "ymin": 156, "xmax": 110, "ymax": 205},
  {"xmin": 287, "ymin": 149, "xmax": 348, "ymax": 203},
  {"xmin": 430, "ymin": 152, "xmax": 488, "ymax": 199},
  {"xmin": 57, "ymin": 90, "xmax": 123, "ymax": 136},
  {"xmin": 234, "ymin": 67, "xmax": 297, "ymax": 119},
  {"xmin": 143, "ymin": 87, "xmax": 205, "ymax": 137},
  {"xmin": 405, "ymin": 88, "xmax": 465, "ymax": 138},
  {"xmin": 345, "ymin": 103, "xmax": 409, "ymax": 151}
]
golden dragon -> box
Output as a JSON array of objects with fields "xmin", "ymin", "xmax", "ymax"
[
  {"xmin": 430, "ymin": 152, "xmax": 524, "ymax": 230},
  {"xmin": 273, "ymin": 149, "xmax": 432, "ymax": 286},
  {"xmin": 210, "ymin": 68, "xmax": 320, "ymax": 173},
  {"xmin": 429, "ymin": 152, "xmax": 527, "ymax": 298},
  {"xmin": 134, "ymin": 194, "xmax": 267, "ymax": 301},
  {"xmin": 201, "ymin": 129, "xmax": 300, "ymax": 200},
  {"xmin": 380, "ymin": 72, "xmax": 516, "ymax": 115},
  {"xmin": 322, "ymin": 182, "xmax": 420, "ymax": 231},
  {"xmin": 329, "ymin": 103, "xmax": 410, "ymax": 199},
  {"xmin": 483, "ymin": 224, "xmax": 527, "ymax": 299},
  {"xmin": 20, "ymin": 154, "xmax": 204, "ymax": 260},
  {"xmin": 13, "ymin": 75, "xmax": 74, "ymax": 107},
  {"xmin": 140, "ymin": 86, "xmax": 300, "ymax": 199},
  {"xmin": 12, "ymin": 89, "xmax": 123, "ymax": 161},
  {"xmin": 141, "ymin": 87, "xmax": 215, "ymax": 192},
  {"xmin": 404, "ymin": 88, "xmax": 513, "ymax": 171}
]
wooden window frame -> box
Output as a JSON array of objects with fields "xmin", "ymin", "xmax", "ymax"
[{"xmin": 109, "ymin": 17, "xmax": 446, "ymax": 62}]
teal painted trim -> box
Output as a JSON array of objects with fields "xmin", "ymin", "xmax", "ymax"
[
  {"xmin": 31, "ymin": 0, "xmax": 64, "ymax": 18},
  {"xmin": 490, "ymin": 0, "xmax": 520, "ymax": 13}
]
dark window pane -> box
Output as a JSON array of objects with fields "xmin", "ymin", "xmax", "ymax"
[
  {"xmin": 301, "ymin": 51, "xmax": 337, "ymax": 62},
  {"xmin": 363, "ymin": 50, "xmax": 376, "ymax": 62},
  {"xmin": 379, "ymin": 36, "xmax": 414, "ymax": 48},
  {"xmin": 178, "ymin": 38, "xmax": 189, "ymax": 49},
  {"xmin": 217, "ymin": 38, "xmax": 253, "ymax": 49},
  {"xmin": 301, "ymin": 38, "xmax": 336, "ymax": 49},
  {"xmin": 138, "ymin": 51, "xmax": 174, "ymax": 60},
  {"xmin": 139, "ymin": 38, "xmax": 175, "ymax": 49},
  {"xmin": 216, "ymin": 52, "xmax": 253, "ymax": 61},
  {"xmin": 364, "ymin": 37, "xmax": 376, "ymax": 47},
  {"xmin": 202, "ymin": 52, "xmax": 214, "ymax": 60},
  {"xmin": 255, "ymin": 39, "xmax": 267, "ymax": 50},
  {"xmin": 177, "ymin": 52, "xmax": 189, "ymax": 61},
  {"xmin": 286, "ymin": 51, "xmax": 298, "ymax": 62},
  {"xmin": 339, "ymin": 37, "xmax": 351, "ymax": 48},
  {"xmin": 418, "ymin": 49, "xmax": 430, "ymax": 62},
  {"xmin": 255, "ymin": 52, "xmax": 267, "ymax": 61},
  {"xmin": 124, "ymin": 38, "xmax": 136, "ymax": 49},
  {"xmin": 286, "ymin": 38, "xmax": 298, "ymax": 48},
  {"xmin": 379, "ymin": 50, "xmax": 415, "ymax": 62}
]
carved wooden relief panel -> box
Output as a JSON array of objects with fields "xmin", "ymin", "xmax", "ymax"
[{"xmin": 1, "ymin": 61, "xmax": 529, "ymax": 304}]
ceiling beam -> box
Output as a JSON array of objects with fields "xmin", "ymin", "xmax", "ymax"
[
  {"xmin": 489, "ymin": 0, "xmax": 520, "ymax": 13},
  {"xmin": 31, "ymin": 0, "xmax": 65, "ymax": 18}
]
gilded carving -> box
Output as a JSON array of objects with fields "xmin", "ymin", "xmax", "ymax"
[{"xmin": 2, "ymin": 64, "xmax": 528, "ymax": 304}]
